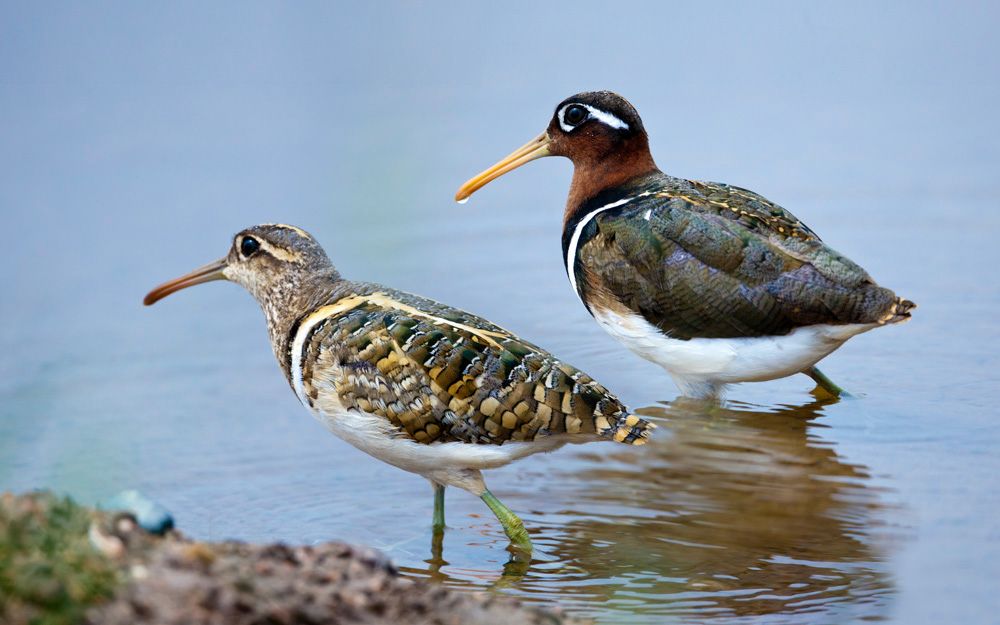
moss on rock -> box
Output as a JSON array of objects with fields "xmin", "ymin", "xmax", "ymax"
[
  {"xmin": 0, "ymin": 491, "xmax": 584, "ymax": 625},
  {"xmin": 0, "ymin": 492, "xmax": 120, "ymax": 625}
]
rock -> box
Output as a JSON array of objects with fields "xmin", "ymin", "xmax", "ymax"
[
  {"xmin": 99, "ymin": 490, "xmax": 174, "ymax": 535},
  {"xmin": 1, "ymin": 491, "xmax": 585, "ymax": 625},
  {"xmin": 90, "ymin": 537, "xmax": 581, "ymax": 625}
]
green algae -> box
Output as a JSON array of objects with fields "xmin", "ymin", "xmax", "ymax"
[{"xmin": 0, "ymin": 492, "xmax": 120, "ymax": 625}]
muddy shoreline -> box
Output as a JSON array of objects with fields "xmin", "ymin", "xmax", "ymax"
[{"xmin": 1, "ymin": 491, "xmax": 583, "ymax": 625}]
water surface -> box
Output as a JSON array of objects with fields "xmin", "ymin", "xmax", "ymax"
[{"xmin": 2, "ymin": 3, "xmax": 998, "ymax": 624}]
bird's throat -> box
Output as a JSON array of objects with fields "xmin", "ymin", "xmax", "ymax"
[{"xmin": 564, "ymin": 150, "xmax": 659, "ymax": 226}]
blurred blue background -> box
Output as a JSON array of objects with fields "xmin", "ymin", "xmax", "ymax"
[{"xmin": 2, "ymin": 3, "xmax": 998, "ymax": 624}]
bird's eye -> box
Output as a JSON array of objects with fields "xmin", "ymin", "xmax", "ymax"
[
  {"xmin": 240, "ymin": 236, "xmax": 261, "ymax": 258},
  {"xmin": 563, "ymin": 104, "xmax": 588, "ymax": 126}
]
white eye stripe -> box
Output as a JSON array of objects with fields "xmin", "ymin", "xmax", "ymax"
[
  {"xmin": 557, "ymin": 103, "xmax": 630, "ymax": 133},
  {"xmin": 238, "ymin": 236, "xmax": 303, "ymax": 263}
]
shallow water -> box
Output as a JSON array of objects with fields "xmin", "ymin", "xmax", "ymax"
[
  {"xmin": 2, "ymin": 3, "xmax": 999, "ymax": 624},
  {"xmin": 399, "ymin": 397, "xmax": 897, "ymax": 623}
]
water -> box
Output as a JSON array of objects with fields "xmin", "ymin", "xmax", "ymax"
[{"xmin": 2, "ymin": 3, "xmax": 999, "ymax": 624}]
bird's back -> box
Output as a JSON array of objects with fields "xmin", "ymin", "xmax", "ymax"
[
  {"xmin": 290, "ymin": 282, "xmax": 653, "ymax": 446},
  {"xmin": 567, "ymin": 172, "xmax": 915, "ymax": 339}
]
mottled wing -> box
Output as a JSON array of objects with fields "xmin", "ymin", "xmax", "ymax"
[
  {"xmin": 299, "ymin": 288, "xmax": 651, "ymax": 446},
  {"xmin": 577, "ymin": 179, "xmax": 904, "ymax": 339}
]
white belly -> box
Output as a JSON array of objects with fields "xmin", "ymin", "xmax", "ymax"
[
  {"xmin": 305, "ymin": 391, "xmax": 576, "ymax": 494},
  {"xmin": 592, "ymin": 308, "xmax": 876, "ymax": 395},
  {"xmin": 327, "ymin": 408, "xmax": 564, "ymax": 468}
]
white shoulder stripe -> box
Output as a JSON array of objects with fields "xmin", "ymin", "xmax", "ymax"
[
  {"xmin": 565, "ymin": 192, "xmax": 653, "ymax": 298},
  {"xmin": 288, "ymin": 292, "xmax": 516, "ymax": 407},
  {"xmin": 290, "ymin": 311, "xmax": 337, "ymax": 407}
]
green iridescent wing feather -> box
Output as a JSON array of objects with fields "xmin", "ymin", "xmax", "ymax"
[{"xmin": 580, "ymin": 175, "xmax": 907, "ymax": 339}]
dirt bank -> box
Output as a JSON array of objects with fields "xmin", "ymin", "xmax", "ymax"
[{"xmin": 1, "ymin": 491, "xmax": 583, "ymax": 625}]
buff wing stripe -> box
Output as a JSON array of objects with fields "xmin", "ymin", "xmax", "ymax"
[{"xmin": 290, "ymin": 291, "xmax": 654, "ymax": 446}]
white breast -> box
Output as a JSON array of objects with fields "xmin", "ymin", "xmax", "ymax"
[
  {"xmin": 592, "ymin": 308, "xmax": 876, "ymax": 395},
  {"xmin": 312, "ymin": 406, "xmax": 572, "ymax": 493}
]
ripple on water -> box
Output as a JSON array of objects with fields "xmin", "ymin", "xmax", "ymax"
[{"xmin": 397, "ymin": 396, "xmax": 898, "ymax": 624}]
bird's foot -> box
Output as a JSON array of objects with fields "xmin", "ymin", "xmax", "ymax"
[
  {"xmin": 480, "ymin": 489, "xmax": 533, "ymax": 555},
  {"xmin": 806, "ymin": 366, "xmax": 854, "ymax": 399}
]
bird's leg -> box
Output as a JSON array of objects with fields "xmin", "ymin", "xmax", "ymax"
[
  {"xmin": 432, "ymin": 482, "xmax": 446, "ymax": 533},
  {"xmin": 806, "ymin": 366, "xmax": 852, "ymax": 398},
  {"xmin": 481, "ymin": 489, "xmax": 532, "ymax": 555},
  {"xmin": 671, "ymin": 375, "xmax": 726, "ymax": 401}
]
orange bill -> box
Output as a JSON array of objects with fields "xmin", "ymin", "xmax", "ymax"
[{"xmin": 455, "ymin": 132, "xmax": 551, "ymax": 202}]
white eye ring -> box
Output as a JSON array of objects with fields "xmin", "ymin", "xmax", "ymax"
[{"xmin": 557, "ymin": 103, "xmax": 630, "ymax": 133}]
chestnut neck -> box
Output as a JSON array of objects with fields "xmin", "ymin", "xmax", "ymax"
[{"xmin": 563, "ymin": 139, "xmax": 659, "ymax": 225}]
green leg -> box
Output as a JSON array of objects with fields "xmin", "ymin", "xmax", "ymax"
[
  {"xmin": 429, "ymin": 527, "xmax": 446, "ymax": 577},
  {"xmin": 481, "ymin": 489, "xmax": 532, "ymax": 554},
  {"xmin": 806, "ymin": 366, "xmax": 852, "ymax": 398},
  {"xmin": 432, "ymin": 483, "xmax": 446, "ymax": 533}
]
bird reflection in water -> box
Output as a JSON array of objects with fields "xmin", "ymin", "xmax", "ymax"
[{"xmin": 403, "ymin": 394, "xmax": 896, "ymax": 623}]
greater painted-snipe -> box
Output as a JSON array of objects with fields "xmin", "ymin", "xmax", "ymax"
[
  {"xmin": 456, "ymin": 91, "xmax": 914, "ymax": 398},
  {"xmin": 144, "ymin": 223, "xmax": 653, "ymax": 555}
]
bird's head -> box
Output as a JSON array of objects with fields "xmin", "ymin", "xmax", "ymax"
[
  {"xmin": 144, "ymin": 224, "xmax": 338, "ymax": 310},
  {"xmin": 455, "ymin": 91, "xmax": 656, "ymax": 206}
]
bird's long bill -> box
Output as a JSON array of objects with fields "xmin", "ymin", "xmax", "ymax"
[
  {"xmin": 143, "ymin": 258, "xmax": 227, "ymax": 306},
  {"xmin": 454, "ymin": 132, "xmax": 551, "ymax": 202}
]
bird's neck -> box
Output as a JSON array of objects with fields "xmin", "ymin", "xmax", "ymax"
[
  {"xmin": 564, "ymin": 143, "xmax": 659, "ymax": 226},
  {"xmin": 257, "ymin": 269, "xmax": 344, "ymax": 381}
]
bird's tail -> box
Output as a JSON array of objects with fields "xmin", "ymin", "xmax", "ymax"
[
  {"xmin": 883, "ymin": 296, "xmax": 916, "ymax": 324},
  {"xmin": 601, "ymin": 412, "xmax": 655, "ymax": 445}
]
